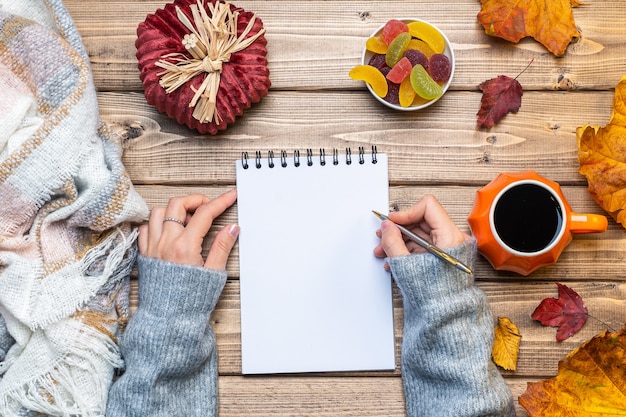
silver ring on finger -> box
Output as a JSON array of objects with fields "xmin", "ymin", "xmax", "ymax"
[{"xmin": 163, "ymin": 217, "xmax": 186, "ymax": 227}]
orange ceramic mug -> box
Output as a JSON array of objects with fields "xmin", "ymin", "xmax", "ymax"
[{"xmin": 468, "ymin": 171, "xmax": 607, "ymax": 276}]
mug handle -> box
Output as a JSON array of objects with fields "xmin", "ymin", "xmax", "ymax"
[{"xmin": 570, "ymin": 212, "xmax": 608, "ymax": 234}]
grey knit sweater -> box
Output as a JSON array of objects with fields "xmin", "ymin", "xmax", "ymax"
[
  {"xmin": 106, "ymin": 255, "xmax": 226, "ymax": 416},
  {"xmin": 106, "ymin": 239, "xmax": 515, "ymax": 416},
  {"xmin": 390, "ymin": 239, "xmax": 515, "ymax": 416}
]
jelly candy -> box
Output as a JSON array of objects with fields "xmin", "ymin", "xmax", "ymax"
[
  {"xmin": 350, "ymin": 18, "xmax": 453, "ymax": 108},
  {"xmin": 384, "ymin": 79, "xmax": 400, "ymax": 105},
  {"xmin": 399, "ymin": 77, "xmax": 416, "ymax": 108},
  {"xmin": 403, "ymin": 49, "xmax": 429, "ymax": 69},
  {"xmin": 368, "ymin": 53, "xmax": 388, "ymax": 71},
  {"xmin": 407, "ymin": 39, "xmax": 435, "ymax": 58},
  {"xmin": 349, "ymin": 65, "xmax": 388, "ymax": 98},
  {"xmin": 428, "ymin": 54, "xmax": 452, "ymax": 83},
  {"xmin": 386, "ymin": 56, "xmax": 412, "ymax": 83},
  {"xmin": 409, "ymin": 64, "xmax": 442, "ymax": 100},
  {"xmin": 366, "ymin": 35, "xmax": 388, "ymax": 54},
  {"xmin": 381, "ymin": 19, "xmax": 409, "ymax": 45},
  {"xmin": 385, "ymin": 32, "xmax": 411, "ymax": 67},
  {"xmin": 407, "ymin": 21, "xmax": 445, "ymax": 54}
]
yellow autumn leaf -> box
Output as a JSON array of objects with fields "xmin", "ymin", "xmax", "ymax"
[
  {"xmin": 491, "ymin": 316, "xmax": 521, "ymax": 371},
  {"xmin": 520, "ymin": 326, "xmax": 626, "ymax": 415},
  {"xmin": 577, "ymin": 76, "xmax": 626, "ymax": 228}
]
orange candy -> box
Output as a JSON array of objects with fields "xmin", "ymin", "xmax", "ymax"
[
  {"xmin": 365, "ymin": 35, "xmax": 388, "ymax": 54},
  {"xmin": 348, "ymin": 65, "xmax": 388, "ymax": 98}
]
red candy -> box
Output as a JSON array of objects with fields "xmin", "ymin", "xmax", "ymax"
[
  {"xmin": 368, "ymin": 53, "xmax": 388, "ymax": 71},
  {"xmin": 428, "ymin": 53, "xmax": 452, "ymax": 83},
  {"xmin": 386, "ymin": 56, "xmax": 412, "ymax": 83},
  {"xmin": 403, "ymin": 49, "xmax": 429, "ymax": 70},
  {"xmin": 384, "ymin": 79, "xmax": 400, "ymax": 105},
  {"xmin": 381, "ymin": 19, "xmax": 409, "ymax": 45}
]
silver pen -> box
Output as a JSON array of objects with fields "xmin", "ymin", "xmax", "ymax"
[{"xmin": 372, "ymin": 210, "xmax": 473, "ymax": 275}]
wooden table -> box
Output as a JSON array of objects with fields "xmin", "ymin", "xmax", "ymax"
[{"xmin": 66, "ymin": 1, "xmax": 626, "ymax": 415}]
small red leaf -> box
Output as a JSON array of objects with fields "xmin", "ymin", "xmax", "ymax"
[
  {"xmin": 531, "ymin": 282, "xmax": 588, "ymax": 342},
  {"xmin": 476, "ymin": 75, "xmax": 523, "ymax": 129}
]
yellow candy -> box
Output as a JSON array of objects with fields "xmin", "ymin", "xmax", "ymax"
[
  {"xmin": 407, "ymin": 39, "xmax": 435, "ymax": 58},
  {"xmin": 365, "ymin": 35, "xmax": 388, "ymax": 54},
  {"xmin": 349, "ymin": 65, "xmax": 388, "ymax": 98},
  {"xmin": 399, "ymin": 78, "xmax": 416, "ymax": 108},
  {"xmin": 411, "ymin": 95, "xmax": 430, "ymax": 107},
  {"xmin": 407, "ymin": 21, "xmax": 445, "ymax": 54}
]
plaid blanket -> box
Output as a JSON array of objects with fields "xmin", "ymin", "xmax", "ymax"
[{"xmin": 0, "ymin": 0, "xmax": 148, "ymax": 415}]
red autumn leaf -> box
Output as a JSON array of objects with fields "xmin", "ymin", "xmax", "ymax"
[
  {"xmin": 476, "ymin": 75, "xmax": 523, "ymax": 129},
  {"xmin": 531, "ymin": 282, "xmax": 588, "ymax": 342}
]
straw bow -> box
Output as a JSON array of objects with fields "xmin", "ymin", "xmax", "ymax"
[{"xmin": 155, "ymin": 0, "xmax": 265, "ymax": 125}]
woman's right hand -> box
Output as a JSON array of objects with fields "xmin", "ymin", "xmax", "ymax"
[{"xmin": 374, "ymin": 194, "xmax": 470, "ymax": 261}]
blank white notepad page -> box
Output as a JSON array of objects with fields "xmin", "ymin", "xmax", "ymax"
[{"xmin": 236, "ymin": 151, "xmax": 395, "ymax": 374}]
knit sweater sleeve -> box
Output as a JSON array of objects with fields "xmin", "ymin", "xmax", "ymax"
[
  {"xmin": 105, "ymin": 255, "xmax": 227, "ymax": 417},
  {"xmin": 388, "ymin": 239, "xmax": 516, "ymax": 417}
]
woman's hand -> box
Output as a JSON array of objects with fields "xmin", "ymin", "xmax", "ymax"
[
  {"xmin": 138, "ymin": 189, "xmax": 239, "ymax": 270},
  {"xmin": 374, "ymin": 194, "xmax": 470, "ymax": 260}
]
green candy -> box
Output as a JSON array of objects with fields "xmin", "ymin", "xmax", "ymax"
[
  {"xmin": 385, "ymin": 32, "xmax": 411, "ymax": 67},
  {"xmin": 409, "ymin": 64, "xmax": 443, "ymax": 100}
]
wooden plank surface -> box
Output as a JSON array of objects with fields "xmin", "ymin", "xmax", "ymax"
[
  {"xmin": 69, "ymin": 1, "xmax": 626, "ymax": 91},
  {"xmin": 126, "ymin": 279, "xmax": 625, "ymax": 378},
  {"xmin": 217, "ymin": 377, "xmax": 542, "ymax": 416},
  {"xmin": 101, "ymin": 90, "xmax": 616, "ymax": 186},
  {"xmin": 65, "ymin": 0, "xmax": 626, "ymax": 415},
  {"xmin": 132, "ymin": 184, "xmax": 626, "ymax": 279}
]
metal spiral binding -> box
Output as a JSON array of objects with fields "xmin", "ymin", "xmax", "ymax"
[
  {"xmin": 281, "ymin": 150, "xmax": 288, "ymax": 167},
  {"xmin": 294, "ymin": 150, "xmax": 301, "ymax": 167},
  {"xmin": 241, "ymin": 146, "xmax": 379, "ymax": 169}
]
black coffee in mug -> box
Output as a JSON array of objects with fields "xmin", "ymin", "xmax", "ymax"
[{"xmin": 493, "ymin": 183, "xmax": 563, "ymax": 253}]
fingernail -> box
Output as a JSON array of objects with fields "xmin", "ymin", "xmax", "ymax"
[
  {"xmin": 380, "ymin": 220, "xmax": 392, "ymax": 231},
  {"xmin": 228, "ymin": 224, "xmax": 240, "ymax": 237}
]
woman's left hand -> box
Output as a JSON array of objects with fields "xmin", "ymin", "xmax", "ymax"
[{"xmin": 138, "ymin": 189, "xmax": 239, "ymax": 270}]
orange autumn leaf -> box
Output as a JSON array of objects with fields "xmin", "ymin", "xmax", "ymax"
[
  {"xmin": 577, "ymin": 76, "xmax": 626, "ymax": 229},
  {"xmin": 492, "ymin": 317, "xmax": 521, "ymax": 371},
  {"xmin": 519, "ymin": 326, "xmax": 626, "ymax": 416},
  {"xmin": 477, "ymin": 0, "xmax": 581, "ymax": 56}
]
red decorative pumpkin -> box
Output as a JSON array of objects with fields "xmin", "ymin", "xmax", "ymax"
[{"xmin": 136, "ymin": 0, "xmax": 270, "ymax": 134}]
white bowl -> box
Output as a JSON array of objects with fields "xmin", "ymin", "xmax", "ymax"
[{"xmin": 361, "ymin": 18, "xmax": 455, "ymax": 111}]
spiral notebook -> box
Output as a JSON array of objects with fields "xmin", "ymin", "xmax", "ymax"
[{"xmin": 236, "ymin": 147, "xmax": 395, "ymax": 374}]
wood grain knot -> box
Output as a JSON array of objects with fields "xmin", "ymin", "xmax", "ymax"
[
  {"xmin": 358, "ymin": 11, "xmax": 371, "ymax": 21},
  {"xmin": 556, "ymin": 73, "xmax": 576, "ymax": 90}
]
